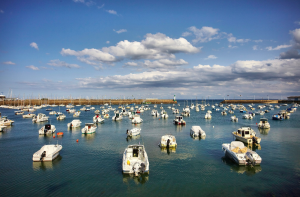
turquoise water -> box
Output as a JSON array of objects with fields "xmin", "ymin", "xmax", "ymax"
[{"xmin": 1, "ymin": 100, "xmax": 300, "ymax": 196}]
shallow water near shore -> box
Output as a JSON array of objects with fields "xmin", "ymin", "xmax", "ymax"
[{"xmin": 1, "ymin": 100, "xmax": 300, "ymax": 196}]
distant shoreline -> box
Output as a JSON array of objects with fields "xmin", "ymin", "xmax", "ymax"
[{"xmin": 221, "ymin": 100, "xmax": 299, "ymax": 104}]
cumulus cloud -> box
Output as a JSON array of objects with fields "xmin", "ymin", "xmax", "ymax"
[
  {"xmin": 47, "ymin": 59, "xmax": 80, "ymax": 68},
  {"xmin": 30, "ymin": 42, "xmax": 39, "ymax": 50},
  {"xmin": 228, "ymin": 45, "xmax": 238, "ymax": 49},
  {"xmin": 254, "ymin": 39, "xmax": 263, "ymax": 43},
  {"xmin": 294, "ymin": 21, "xmax": 300, "ymax": 25},
  {"xmin": 124, "ymin": 59, "xmax": 188, "ymax": 70},
  {"xmin": 279, "ymin": 49, "xmax": 300, "ymax": 59},
  {"xmin": 62, "ymin": 33, "xmax": 199, "ymax": 66},
  {"xmin": 182, "ymin": 32, "xmax": 192, "ymax": 37},
  {"xmin": 106, "ymin": 41, "xmax": 110, "ymax": 44},
  {"xmin": 125, "ymin": 62, "xmax": 138, "ymax": 66},
  {"xmin": 73, "ymin": 0, "xmax": 95, "ymax": 6},
  {"xmin": 26, "ymin": 65, "xmax": 39, "ymax": 70},
  {"xmin": 188, "ymin": 26, "xmax": 220, "ymax": 43},
  {"xmin": 2, "ymin": 61, "xmax": 15, "ymax": 65},
  {"xmin": 107, "ymin": 10, "xmax": 117, "ymax": 15},
  {"xmin": 227, "ymin": 34, "xmax": 250, "ymax": 43},
  {"xmin": 266, "ymin": 44, "xmax": 292, "ymax": 51},
  {"xmin": 253, "ymin": 45, "xmax": 258, "ymax": 50},
  {"xmin": 75, "ymin": 58, "xmax": 300, "ymax": 98},
  {"xmin": 205, "ymin": 55, "xmax": 217, "ymax": 60},
  {"xmin": 113, "ymin": 29, "xmax": 127, "ymax": 34}
]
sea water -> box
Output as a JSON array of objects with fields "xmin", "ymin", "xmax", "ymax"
[{"xmin": 1, "ymin": 100, "xmax": 300, "ymax": 196}]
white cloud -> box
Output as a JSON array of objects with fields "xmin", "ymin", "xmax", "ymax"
[
  {"xmin": 47, "ymin": 59, "xmax": 80, "ymax": 68},
  {"xmin": 254, "ymin": 39, "xmax": 263, "ymax": 43},
  {"xmin": 252, "ymin": 45, "xmax": 258, "ymax": 50},
  {"xmin": 107, "ymin": 10, "xmax": 117, "ymax": 15},
  {"xmin": 227, "ymin": 33, "xmax": 250, "ymax": 43},
  {"xmin": 125, "ymin": 62, "xmax": 138, "ymax": 66},
  {"xmin": 106, "ymin": 41, "xmax": 110, "ymax": 44},
  {"xmin": 98, "ymin": 4, "xmax": 105, "ymax": 9},
  {"xmin": 290, "ymin": 28, "xmax": 300, "ymax": 44},
  {"xmin": 265, "ymin": 44, "xmax": 292, "ymax": 51},
  {"xmin": 0, "ymin": 10, "xmax": 4, "ymax": 14},
  {"xmin": 228, "ymin": 45, "xmax": 238, "ymax": 49},
  {"xmin": 63, "ymin": 33, "xmax": 199, "ymax": 65},
  {"xmin": 26, "ymin": 65, "xmax": 39, "ymax": 70},
  {"xmin": 182, "ymin": 32, "xmax": 192, "ymax": 37},
  {"xmin": 205, "ymin": 55, "xmax": 217, "ymax": 60},
  {"xmin": 2, "ymin": 61, "xmax": 15, "ymax": 65},
  {"xmin": 188, "ymin": 26, "xmax": 220, "ymax": 43},
  {"xmin": 30, "ymin": 42, "xmax": 39, "ymax": 50},
  {"xmin": 294, "ymin": 21, "xmax": 300, "ymax": 25},
  {"xmin": 73, "ymin": 0, "xmax": 95, "ymax": 6},
  {"xmin": 113, "ymin": 29, "xmax": 127, "ymax": 34}
]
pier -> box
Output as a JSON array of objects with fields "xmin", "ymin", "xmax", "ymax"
[{"xmin": 220, "ymin": 100, "xmax": 300, "ymax": 104}]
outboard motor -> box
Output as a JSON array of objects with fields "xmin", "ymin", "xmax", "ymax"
[
  {"xmin": 40, "ymin": 151, "xmax": 46, "ymax": 161},
  {"xmin": 167, "ymin": 139, "xmax": 170, "ymax": 148},
  {"xmin": 140, "ymin": 163, "xmax": 146, "ymax": 174},
  {"xmin": 252, "ymin": 136, "xmax": 258, "ymax": 144},
  {"xmin": 126, "ymin": 129, "xmax": 129, "ymax": 134}
]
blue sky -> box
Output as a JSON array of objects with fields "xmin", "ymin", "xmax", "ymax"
[{"xmin": 1, "ymin": 0, "xmax": 300, "ymax": 100}]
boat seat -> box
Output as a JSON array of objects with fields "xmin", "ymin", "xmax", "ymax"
[{"xmin": 126, "ymin": 149, "xmax": 133, "ymax": 158}]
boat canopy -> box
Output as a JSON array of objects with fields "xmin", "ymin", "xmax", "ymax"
[
  {"xmin": 85, "ymin": 123, "xmax": 94, "ymax": 126},
  {"xmin": 260, "ymin": 118, "xmax": 268, "ymax": 121}
]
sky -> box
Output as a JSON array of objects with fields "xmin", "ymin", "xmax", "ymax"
[{"xmin": 0, "ymin": 0, "xmax": 300, "ymax": 100}]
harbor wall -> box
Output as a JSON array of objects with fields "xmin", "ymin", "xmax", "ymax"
[
  {"xmin": 1, "ymin": 99, "xmax": 177, "ymax": 106},
  {"xmin": 221, "ymin": 100, "xmax": 300, "ymax": 104}
]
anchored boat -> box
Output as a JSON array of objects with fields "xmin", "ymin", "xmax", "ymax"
[{"xmin": 33, "ymin": 144, "xmax": 62, "ymax": 162}]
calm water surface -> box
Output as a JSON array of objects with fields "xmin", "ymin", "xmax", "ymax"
[{"xmin": 1, "ymin": 100, "xmax": 300, "ymax": 196}]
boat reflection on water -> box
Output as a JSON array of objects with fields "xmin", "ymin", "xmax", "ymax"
[
  {"xmin": 191, "ymin": 135, "xmax": 206, "ymax": 141},
  {"xmin": 67, "ymin": 127, "xmax": 81, "ymax": 132},
  {"xmin": 122, "ymin": 173, "xmax": 149, "ymax": 185},
  {"xmin": 32, "ymin": 155, "xmax": 62, "ymax": 171},
  {"xmin": 126, "ymin": 134, "xmax": 141, "ymax": 141},
  {"xmin": 258, "ymin": 128, "xmax": 270, "ymax": 135},
  {"xmin": 221, "ymin": 156, "xmax": 262, "ymax": 176},
  {"xmin": 175, "ymin": 125, "xmax": 186, "ymax": 132},
  {"xmin": 160, "ymin": 147, "xmax": 176, "ymax": 155},
  {"xmin": 82, "ymin": 132, "xmax": 96, "ymax": 141}
]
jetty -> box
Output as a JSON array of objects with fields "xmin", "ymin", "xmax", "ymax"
[
  {"xmin": 221, "ymin": 100, "xmax": 300, "ymax": 104},
  {"xmin": 1, "ymin": 99, "xmax": 177, "ymax": 106}
]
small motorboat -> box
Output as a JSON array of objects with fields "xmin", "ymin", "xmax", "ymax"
[
  {"xmin": 258, "ymin": 118, "xmax": 270, "ymax": 129},
  {"xmin": 22, "ymin": 113, "xmax": 36, "ymax": 118},
  {"xmin": 132, "ymin": 114, "xmax": 143, "ymax": 124},
  {"xmin": 0, "ymin": 125, "xmax": 7, "ymax": 132},
  {"xmin": 122, "ymin": 144, "xmax": 149, "ymax": 176},
  {"xmin": 190, "ymin": 126, "xmax": 206, "ymax": 138},
  {"xmin": 232, "ymin": 126, "xmax": 261, "ymax": 144},
  {"xmin": 161, "ymin": 111, "xmax": 169, "ymax": 119},
  {"xmin": 221, "ymin": 111, "xmax": 227, "ymax": 115},
  {"xmin": 81, "ymin": 123, "xmax": 97, "ymax": 134},
  {"xmin": 39, "ymin": 124, "xmax": 56, "ymax": 135},
  {"xmin": 112, "ymin": 112, "xmax": 122, "ymax": 121},
  {"xmin": 172, "ymin": 109, "xmax": 179, "ymax": 114},
  {"xmin": 222, "ymin": 141, "xmax": 262, "ymax": 166},
  {"xmin": 126, "ymin": 128, "xmax": 141, "ymax": 137},
  {"xmin": 15, "ymin": 111, "xmax": 24, "ymax": 115},
  {"xmin": 57, "ymin": 132, "xmax": 64, "ymax": 136},
  {"xmin": 46, "ymin": 108, "xmax": 52, "ymax": 111},
  {"xmin": 93, "ymin": 114, "xmax": 104, "ymax": 123},
  {"xmin": 49, "ymin": 111, "xmax": 56, "ymax": 115},
  {"xmin": 57, "ymin": 114, "xmax": 66, "ymax": 120},
  {"xmin": 32, "ymin": 113, "xmax": 48, "ymax": 123},
  {"xmin": 173, "ymin": 116, "xmax": 186, "ymax": 125},
  {"xmin": 73, "ymin": 111, "xmax": 81, "ymax": 117},
  {"xmin": 205, "ymin": 113, "xmax": 212, "ymax": 119},
  {"xmin": 231, "ymin": 116, "xmax": 238, "ymax": 122},
  {"xmin": 158, "ymin": 135, "xmax": 177, "ymax": 148},
  {"xmin": 104, "ymin": 113, "xmax": 109, "ymax": 118},
  {"xmin": 67, "ymin": 119, "xmax": 82, "ymax": 128},
  {"xmin": 32, "ymin": 144, "xmax": 62, "ymax": 162},
  {"xmin": 181, "ymin": 111, "xmax": 190, "ymax": 117}
]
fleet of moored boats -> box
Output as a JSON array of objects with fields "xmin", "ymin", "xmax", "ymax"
[{"xmin": 0, "ymin": 101, "xmax": 298, "ymax": 176}]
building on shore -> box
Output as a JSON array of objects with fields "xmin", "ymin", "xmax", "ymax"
[
  {"xmin": 0, "ymin": 94, "xmax": 6, "ymax": 101},
  {"xmin": 287, "ymin": 96, "xmax": 300, "ymax": 101}
]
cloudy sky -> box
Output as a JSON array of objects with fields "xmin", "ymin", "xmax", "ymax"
[{"xmin": 1, "ymin": 0, "xmax": 300, "ymax": 100}]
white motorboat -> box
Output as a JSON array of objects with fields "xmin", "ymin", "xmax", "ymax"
[
  {"xmin": 243, "ymin": 114, "xmax": 253, "ymax": 119},
  {"xmin": 49, "ymin": 111, "xmax": 56, "ymax": 115},
  {"xmin": 81, "ymin": 123, "xmax": 97, "ymax": 134},
  {"xmin": 126, "ymin": 128, "xmax": 141, "ymax": 137},
  {"xmin": 161, "ymin": 111, "xmax": 169, "ymax": 119},
  {"xmin": 94, "ymin": 109, "xmax": 100, "ymax": 114},
  {"xmin": 57, "ymin": 114, "xmax": 66, "ymax": 120},
  {"xmin": 222, "ymin": 141, "xmax": 262, "ymax": 166},
  {"xmin": 173, "ymin": 116, "xmax": 186, "ymax": 125},
  {"xmin": 258, "ymin": 118, "xmax": 270, "ymax": 129},
  {"xmin": 121, "ymin": 109, "xmax": 129, "ymax": 116},
  {"xmin": 112, "ymin": 112, "xmax": 122, "ymax": 121},
  {"xmin": 93, "ymin": 114, "xmax": 104, "ymax": 123},
  {"xmin": 32, "ymin": 113, "xmax": 48, "ymax": 123},
  {"xmin": 66, "ymin": 104, "xmax": 74, "ymax": 108},
  {"xmin": 22, "ymin": 113, "xmax": 36, "ymax": 118},
  {"xmin": 158, "ymin": 135, "xmax": 177, "ymax": 148},
  {"xmin": 190, "ymin": 126, "xmax": 206, "ymax": 138},
  {"xmin": 39, "ymin": 124, "xmax": 56, "ymax": 135},
  {"xmin": 221, "ymin": 111, "xmax": 227, "ymax": 115},
  {"xmin": 232, "ymin": 127, "xmax": 261, "ymax": 144},
  {"xmin": 231, "ymin": 116, "xmax": 238, "ymax": 122},
  {"xmin": 15, "ymin": 111, "xmax": 24, "ymax": 115},
  {"xmin": 195, "ymin": 106, "xmax": 200, "ymax": 112},
  {"xmin": 132, "ymin": 114, "xmax": 143, "ymax": 124},
  {"xmin": 172, "ymin": 109, "xmax": 179, "ymax": 114},
  {"xmin": 85, "ymin": 108, "xmax": 90, "ymax": 111},
  {"xmin": 228, "ymin": 110, "xmax": 234, "ymax": 114},
  {"xmin": 90, "ymin": 107, "xmax": 95, "ymax": 110},
  {"xmin": 104, "ymin": 114, "xmax": 110, "ymax": 118},
  {"xmin": 67, "ymin": 119, "xmax": 82, "ymax": 128},
  {"xmin": 122, "ymin": 144, "xmax": 149, "ymax": 176},
  {"xmin": 68, "ymin": 109, "xmax": 76, "ymax": 113},
  {"xmin": 181, "ymin": 111, "xmax": 190, "ymax": 117},
  {"xmin": 73, "ymin": 111, "xmax": 81, "ymax": 117},
  {"xmin": 80, "ymin": 107, "xmax": 86, "ymax": 111},
  {"xmin": 32, "ymin": 144, "xmax": 62, "ymax": 162},
  {"xmin": 205, "ymin": 113, "xmax": 212, "ymax": 119},
  {"xmin": 151, "ymin": 110, "xmax": 160, "ymax": 117},
  {"xmin": 0, "ymin": 125, "xmax": 7, "ymax": 131}
]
